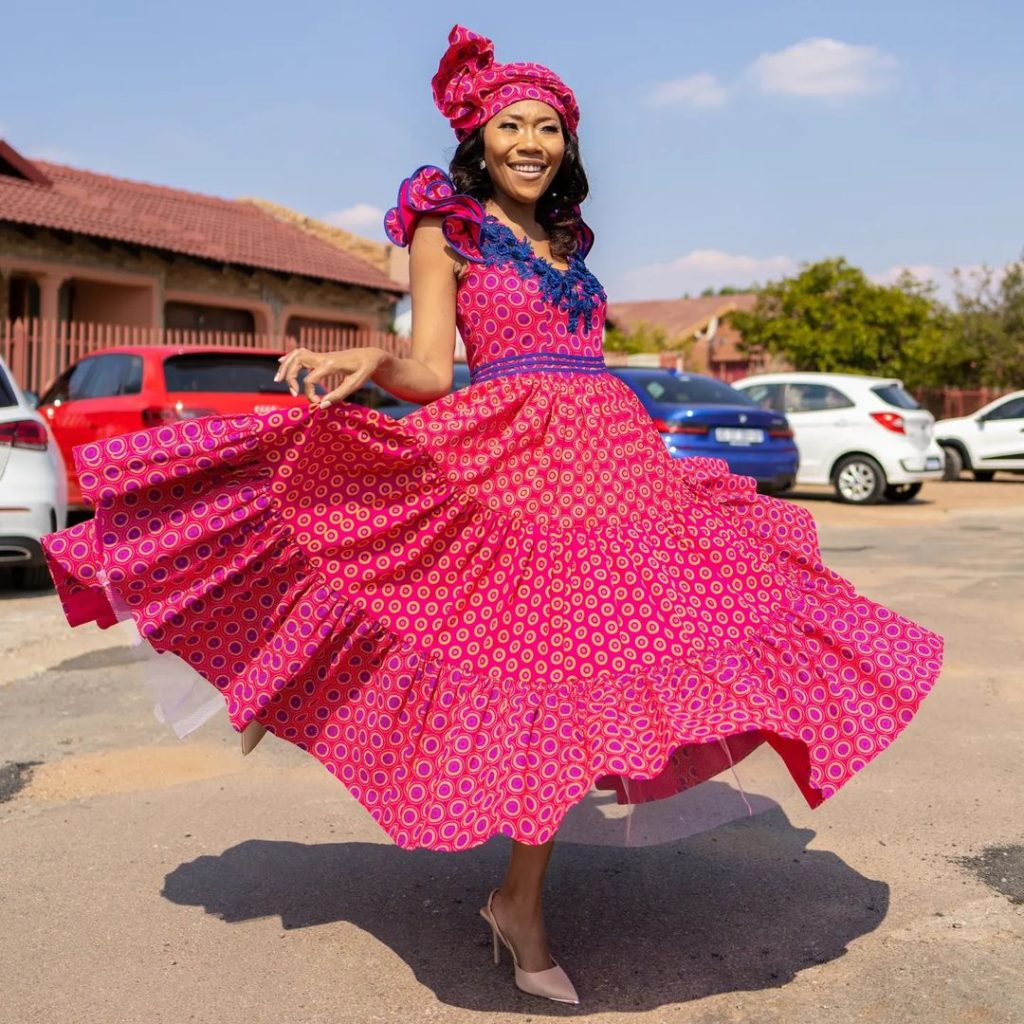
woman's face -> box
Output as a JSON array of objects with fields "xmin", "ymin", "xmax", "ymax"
[{"xmin": 482, "ymin": 99, "xmax": 566, "ymax": 206}]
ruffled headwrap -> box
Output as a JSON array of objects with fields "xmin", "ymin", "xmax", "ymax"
[{"xmin": 431, "ymin": 24, "xmax": 580, "ymax": 141}]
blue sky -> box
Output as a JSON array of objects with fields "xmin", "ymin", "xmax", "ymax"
[{"xmin": 3, "ymin": 1, "xmax": 1022, "ymax": 302}]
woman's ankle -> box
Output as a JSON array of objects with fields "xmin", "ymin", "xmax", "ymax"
[{"xmin": 496, "ymin": 885, "xmax": 543, "ymax": 918}]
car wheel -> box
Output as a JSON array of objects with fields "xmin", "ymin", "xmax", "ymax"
[
  {"xmin": 940, "ymin": 444, "xmax": 965, "ymax": 480},
  {"xmin": 833, "ymin": 454, "xmax": 886, "ymax": 505},
  {"xmin": 884, "ymin": 482, "xmax": 923, "ymax": 503},
  {"xmin": 15, "ymin": 564, "xmax": 53, "ymax": 591},
  {"xmin": 972, "ymin": 470, "xmax": 996, "ymax": 482}
]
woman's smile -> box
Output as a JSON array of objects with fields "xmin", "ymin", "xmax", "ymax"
[{"xmin": 483, "ymin": 99, "xmax": 565, "ymax": 203}]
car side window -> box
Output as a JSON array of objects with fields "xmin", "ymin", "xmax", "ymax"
[
  {"xmin": 79, "ymin": 355, "xmax": 143, "ymax": 398},
  {"xmin": 741, "ymin": 383, "xmax": 785, "ymax": 412},
  {"xmin": 39, "ymin": 360, "xmax": 97, "ymax": 404},
  {"xmin": 983, "ymin": 397, "xmax": 1024, "ymax": 421},
  {"xmin": 785, "ymin": 384, "xmax": 854, "ymax": 413},
  {"xmin": 124, "ymin": 356, "xmax": 143, "ymax": 394}
]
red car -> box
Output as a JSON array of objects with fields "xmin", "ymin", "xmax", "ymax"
[{"xmin": 34, "ymin": 346, "xmax": 325, "ymax": 509}]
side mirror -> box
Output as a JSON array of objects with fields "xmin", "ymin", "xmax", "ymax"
[{"xmin": 22, "ymin": 389, "xmax": 39, "ymax": 409}]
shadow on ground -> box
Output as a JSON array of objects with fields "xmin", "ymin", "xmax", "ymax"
[{"xmin": 162, "ymin": 786, "xmax": 888, "ymax": 1014}]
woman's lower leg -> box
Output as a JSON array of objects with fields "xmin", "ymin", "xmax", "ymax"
[{"xmin": 492, "ymin": 837, "xmax": 556, "ymax": 973}]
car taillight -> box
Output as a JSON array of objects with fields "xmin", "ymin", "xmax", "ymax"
[
  {"xmin": 651, "ymin": 418, "xmax": 710, "ymax": 435},
  {"xmin": 0, "ymin": 419, "xmax": 48, "ymax": 451},
  {"xmin": 870, "ymin": 411, "xmax": 906, "ymax": 434},
  {"xmin": 768, "ymin": 427, "xmax": 794, "ymax": 438},
  {"xmin": 142, "ymin": 405, "xmax": 219, "ymax": 426}
]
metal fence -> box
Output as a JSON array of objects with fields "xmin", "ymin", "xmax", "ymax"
[
  {"xmin": 1, "ymin": 320, "xmax": 1009, "ymax": 418},
  {"xmin": 0, "ymin": 318, "xmax": 412, "ymax": 395}
]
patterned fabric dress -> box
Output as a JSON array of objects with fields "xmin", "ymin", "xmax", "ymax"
[{"xmin": 41, "ymin": 165, "xmax": 944, "ymax": 852}]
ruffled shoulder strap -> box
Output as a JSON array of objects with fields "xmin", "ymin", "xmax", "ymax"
[
  {"xmin": 572, "ymin": 211, "xmax": 595, "ymax": 260},
  {"xmin": 383, "ymin": 165, "xmax": 487, "ymax": 263}
]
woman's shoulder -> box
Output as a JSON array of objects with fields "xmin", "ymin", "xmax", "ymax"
[{"xmin": 383, "ymin": 165, "xmax": 487, "ymax": 263}]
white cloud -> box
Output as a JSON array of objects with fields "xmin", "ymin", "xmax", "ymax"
[
  {"xmin": 649, "ymin": 73, "xmax": 728, "ymax": 109},
  {"xmin": 323, "ymin": 202, "xmax": 386, "ymax": 235},
  {"xmin": 748, "ymin": 37, "xmax": 897, "ymax": 98},
  {"xmin": 616, "ymin": 249, "xmax": 796, "ymax": 300}
]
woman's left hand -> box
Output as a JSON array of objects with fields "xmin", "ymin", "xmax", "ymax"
[{"xmin": 274, "ymin": 346, "xmax": 389, "ymax": 408}]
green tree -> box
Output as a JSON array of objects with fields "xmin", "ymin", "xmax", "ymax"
[
  {"xmin": 603, "ymin": 324, "xmax": 654, "ymax": 354},
  {"xmin": 698, "ymin": 285, "xmax": 747, "ymax": 297},
  {"xmin": 951, "ymin": 261, "xmax": 1024, "ymax": 388},
  {"xmin": 603, "ymin": 320, "xmax": 692, "ymax": 359},
  {"xmin": 731, "ymin": 258, "xmax": 953, "ymax": 388}
]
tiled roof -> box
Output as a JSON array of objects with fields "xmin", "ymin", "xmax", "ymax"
[
  {"xmin": 244, "ymin": 197, "xmax": 394, "ymax": 276},
  {"xmin": 605, "ymin": 294, "xmax": 757, "ymax": 340},
  {"xmin": 0, "ymin": 142, "xmax": 403, "ymax": 294}
]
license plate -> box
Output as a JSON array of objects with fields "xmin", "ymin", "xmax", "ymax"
[
  {"xmin": 714, "ymin": 427, "xmax": 764, "ymax": 445},
  {"xmin": 925, "ymin": 456, "xmax": 943, "ymax": 470}
]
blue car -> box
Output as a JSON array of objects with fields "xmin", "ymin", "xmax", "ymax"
[{"xmin": 608, "ymin": 368, "xmax": 799, "ymax": 492}]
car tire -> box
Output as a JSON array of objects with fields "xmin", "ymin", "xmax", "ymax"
[
  {"xmin": 15, "ymin": 564, "xmax": 53, "ymax": 591},
  {"xmin": 833, "ymin": 454, "xmax": 887, "ymax": 505},
  {"xmin": 940, "ymin": 444, "xmax": 965, "ymax": 480},
  {"xmin": 972, "ymin": 470, "xmax": 996, "ymax": 482},
  {"xmin": 884, "ymin": 482, "xmax": 923, "ymax": 503}
]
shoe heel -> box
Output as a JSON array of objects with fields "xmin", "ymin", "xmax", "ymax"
[
  {"xmin": 480, "ymin": 906, "xmax": 501, "ymax": 965},
  {"xmin": 240, "ymin": 719, "xmax": 266, "ymax": 756}
]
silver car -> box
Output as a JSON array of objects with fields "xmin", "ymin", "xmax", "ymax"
[{"xmin": 0, "ymin": 356, "xmax": 67, "ymax": 588}]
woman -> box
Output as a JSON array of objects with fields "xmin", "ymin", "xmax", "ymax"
[{"xmin": 42, "ymin": 25, "xmax": 944, "ymax": 1008}]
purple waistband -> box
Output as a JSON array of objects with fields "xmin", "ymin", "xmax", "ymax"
[{"xmin": 469, "ymin": 351, "xmax": 608, "ymax": 383}]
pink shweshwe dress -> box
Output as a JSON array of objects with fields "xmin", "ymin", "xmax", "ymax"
[{"xmin": 41, "ymin": 166, "xmax": 944, "ymax": 852}]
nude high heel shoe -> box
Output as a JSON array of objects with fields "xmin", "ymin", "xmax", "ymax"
[{"xmin": 478, "ymin": 888, "xmax": 580, "ymax": 1005}]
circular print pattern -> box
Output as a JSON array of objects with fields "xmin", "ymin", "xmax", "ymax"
[{"xmin": 40, "ymin": 168, "xmax": 944, "ymax": 852}]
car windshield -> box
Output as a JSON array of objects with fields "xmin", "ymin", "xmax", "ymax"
[
  {"xmin": 163, "ymin": 353, "xmax": 324, "ymax": 395},
  {"xmin": 871, "ymin": 383, "xmax": 921, "ymax": 410},
  {"xmin": 617, "ymin": 372, "xmax": 756, "ymax": 407}
]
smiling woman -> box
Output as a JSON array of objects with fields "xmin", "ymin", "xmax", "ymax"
[
  {"xmin": 40, "ymin": 20, "xmax": 944, "ymax": 1012},
  {"xmin": 447, "ymin": 102, "xmax": 589, "ymax": 268}
]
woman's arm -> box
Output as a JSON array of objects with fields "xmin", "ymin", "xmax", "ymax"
[
  {"xmin": 371, "ymin": 214, "xmax": 460, "ymax": 403},
  {"xmin": 275, "ymin": 214, "xmax": 461, "ymax": 407}
]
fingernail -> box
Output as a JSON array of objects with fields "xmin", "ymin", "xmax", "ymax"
[
  {"xmin": 289, "ymin": 386, "xmax": 297, "ymax": 396},
  {"xmin": 321, "ymin": 399, "xmax": 331, "ymax": 409}
]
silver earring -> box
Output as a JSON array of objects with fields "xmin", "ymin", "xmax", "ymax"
[{"xmin": 479, "ymin": 158, "xmax": 486, "ymax": 170}]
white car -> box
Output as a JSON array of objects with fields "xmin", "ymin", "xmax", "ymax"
[
  {"xmin": 0, "ymin": 356, "xmax": 68, "ymax": 589},
  {"xmin": 935, "ymin": 390, "xmax": 1024, "ymax": 481},
  {"xmin": 734, "ymin": 372, "xmax": 945, "ymax": 504}
]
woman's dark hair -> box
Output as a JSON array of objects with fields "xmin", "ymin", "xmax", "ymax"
[{"xmin": 449, "ymin": 123, "xmax": 589, "ymax": 261}]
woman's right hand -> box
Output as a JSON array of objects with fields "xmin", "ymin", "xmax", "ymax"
[{"xmin": 273, "ymin": 346, "xmax": 389, "ymax": 409}]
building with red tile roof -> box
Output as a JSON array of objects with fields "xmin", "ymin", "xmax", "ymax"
[
  {"xmin": 0, "ymin": 139, "xmax": 403, "ymax": 337},
  {"xmin": 605, "ymin": 293, "xmax": 777, "ymax": 381}
]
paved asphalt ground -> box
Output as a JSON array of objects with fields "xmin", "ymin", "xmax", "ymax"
[{"xmin": 1, "ymin": 479, "xmax": 1022, "ymax": 1024}]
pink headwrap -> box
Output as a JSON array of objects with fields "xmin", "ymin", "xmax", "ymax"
[{"xmin": 431, "ymin": 24, "xmax": 580, "ymax": 141}]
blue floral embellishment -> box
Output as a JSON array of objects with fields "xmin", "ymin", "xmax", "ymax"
[{"xmin": 478, "ymin": 217, "xmax": 607, "ymax": 335}]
